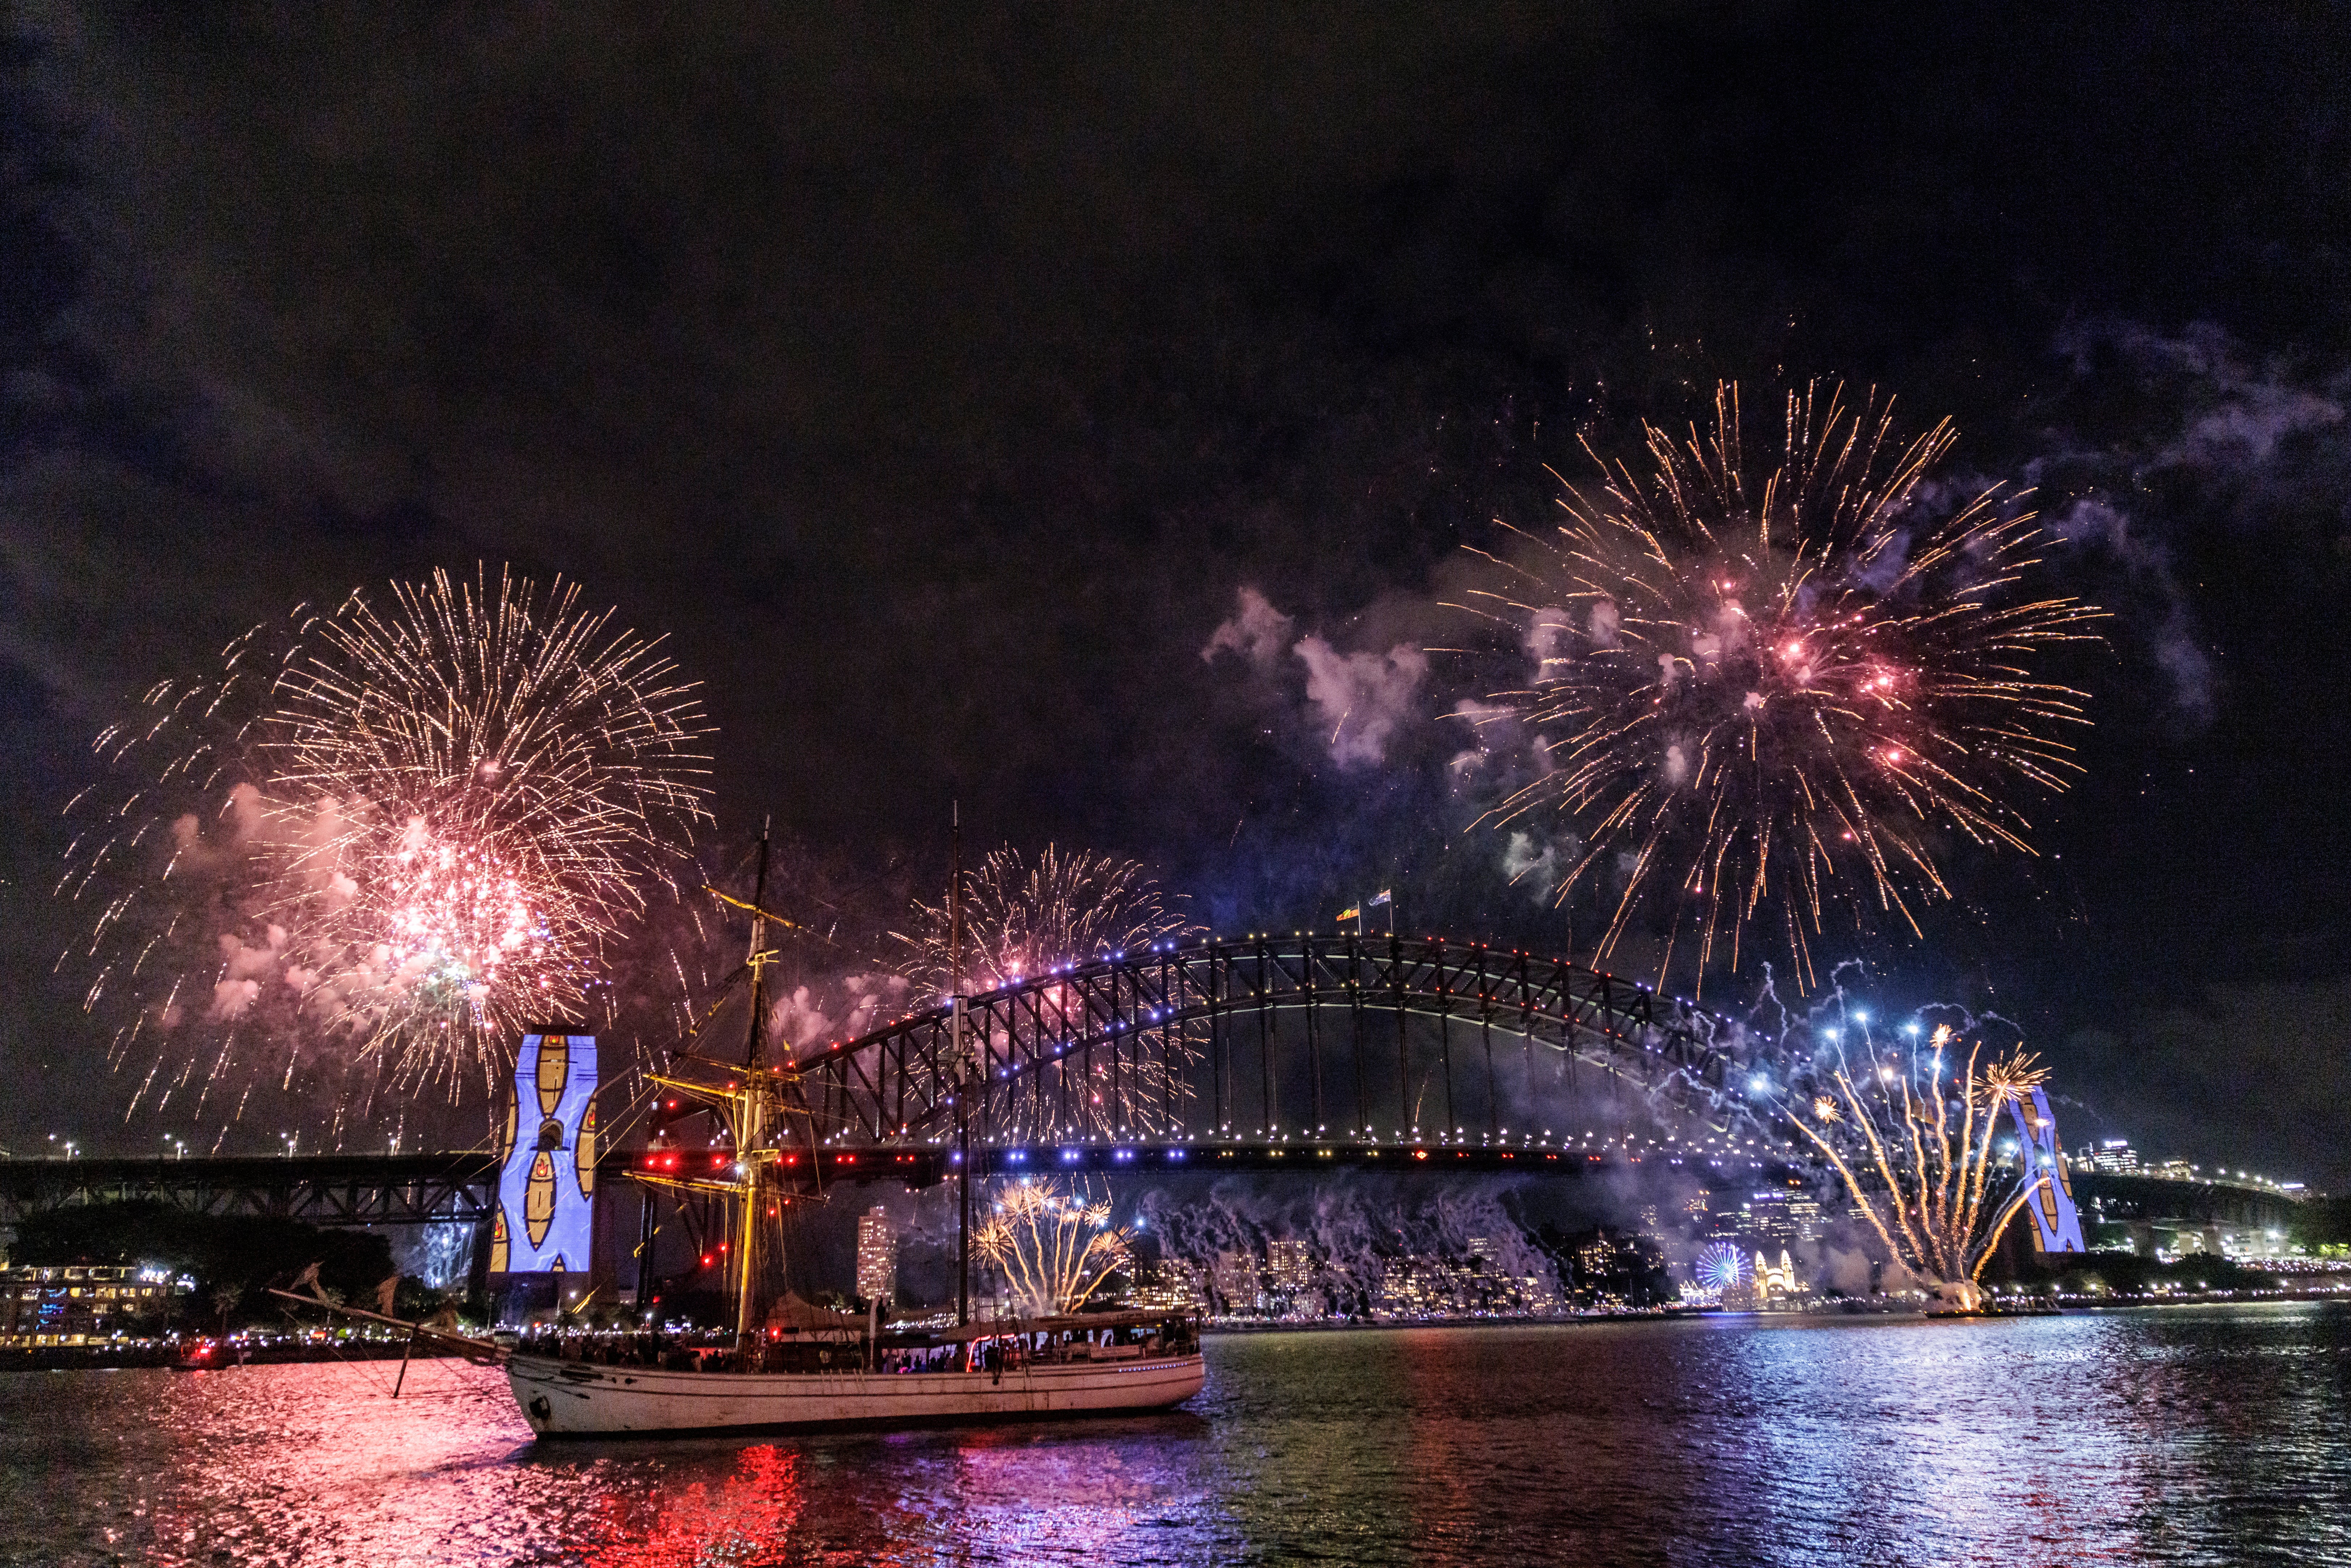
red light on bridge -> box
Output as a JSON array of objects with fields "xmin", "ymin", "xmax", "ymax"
[{"xmin": 1413, "ymin": 1150, "xmax": 1428, "ymax": 1161}]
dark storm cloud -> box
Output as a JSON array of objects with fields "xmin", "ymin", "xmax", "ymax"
[{"xmin": 3, "ymin": 2, "xmax": 2349, "ymax": 1172}]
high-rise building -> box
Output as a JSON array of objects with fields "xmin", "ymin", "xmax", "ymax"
[
  {"xmin": 1210, "ymin": 1249, "xmax": 1265, "ymax": 1313},
  {"xmin": 1266, "ymin": 1239, "xmax": 1314, "ymax": 1293},
  {"xmin": 854, "ymin": 1206, "xmax": 897, "ymax": 1305},
  {"xmin": 1746, "ymin": 1191, "xmax": 1796, "ymax": 1248}
]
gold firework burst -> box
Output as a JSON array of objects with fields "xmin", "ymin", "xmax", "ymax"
[{"xmin": 1457, "ymin": 382, "xmax": 2104, "ymax": 987}]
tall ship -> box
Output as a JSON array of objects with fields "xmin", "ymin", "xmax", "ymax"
[
  {"xmin": 277, "ymin": 822, "xmax": 1203, "ymax": 1436},
  {"xmin": 501, "ymin": 1059, "xmax": 1203, "ymax": 1437},
  {"xmin": 501, "ymin": 822, "xmax": 1203, "ymax": 1437}
]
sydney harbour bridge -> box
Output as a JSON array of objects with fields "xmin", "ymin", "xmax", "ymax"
[{"xmin": 0, "ymin": 932, "xmax": 2298, "ymax": 1265}]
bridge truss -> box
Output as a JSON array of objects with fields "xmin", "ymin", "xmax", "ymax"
[
  {"xmin": 0, "ymin": 1152, "xmax": 504, "ymax": 1229},
  {"xmin": 783, "ymin": 933, "xmax": 1764, "ymax": 1158}
]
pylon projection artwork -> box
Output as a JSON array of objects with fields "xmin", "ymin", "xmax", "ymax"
[{"xmin": 490, "ymin": 1032, "xmax": 598, "ymax": 1272}]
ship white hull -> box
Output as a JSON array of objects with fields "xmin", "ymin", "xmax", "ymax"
[{"xmin": 507, "ymin": 1352, "xmax": 1207, "ymax": 1437}]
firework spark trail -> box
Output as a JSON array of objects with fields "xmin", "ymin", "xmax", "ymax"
[
  {"xmin": 64, "ymin": 566, "xmax": 713, "ymax": 1140},
  {"xmin": 891, "ymin": 844, "xmax": 1203, "ymax": 1138},
  {"xmin": 1454, "ymin": 382, "xmax": 2105, "ymax": 989},
  {"xmin": 974, "ymin": 1178, "xmax": 1130, "ymax": 1317},
  {"xmin": 1769, "ymin": 1017, "xmax": 2048, "ymax": 1310}
]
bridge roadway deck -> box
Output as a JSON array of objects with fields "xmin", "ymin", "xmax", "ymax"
[
  {"xmin": 0, "ymin": 1142, "xmax": 1753, "ymax": 1225},
  {"xmin": 0, "ymin": 1149, "xmax": 2301, "ymax": 1230}
]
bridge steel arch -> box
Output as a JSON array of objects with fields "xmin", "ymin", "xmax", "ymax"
[{"xmin": 787, "ymin": 934, "xmax": 1762, "ymax": 1154}]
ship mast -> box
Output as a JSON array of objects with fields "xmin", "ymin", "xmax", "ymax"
[
  {"xmin": 744, "ymin": 817, "xmax": 771, "ymax": 1070},
  {"xmin": 734, "ymin": 817, "xmax": 773, "ymax": 1344},
  {"xmin": 632, "ymin": 821, "xmax": 828, "ymax": 1354},
  {"xmin": 953, "ymin": 800, "xmax": 970, "ymax": 1328}
]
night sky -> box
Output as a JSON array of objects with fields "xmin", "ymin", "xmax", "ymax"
[{"xmin": 3, "ymin": 5, "xmax": 2347, "ymax": 1182}]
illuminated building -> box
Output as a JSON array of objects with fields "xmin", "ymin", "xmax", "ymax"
[
  {"xmin": 1746, "ymin": 1191, "xmax": 1795, "ymax": 1248},
  {"xmin": 1372, "ymin": 1253, "xmax": 1559, "ymax": 1320},
  {"xmin": 1263, "ymin": 1239, "xmax": 1327, "ymax": 1316},
  {"xmin": 854, "ymin": 1206, "xmax": 897, "ymax": 1305},
  {"xmin": 2076, "ymin": 1138, "xmax": 2141, "ymax": 1175},
  {"xmin": 1570, "ymin": 1231, "xmax": 1660, "ymax": 1310},
  {"xmin": 1755, "ymin": 1249, "xmax": 1802, "ymax": 1297},
  {"xmin": 1267, "ymin": 1239, "xmax": 1314, "ymax": 1292},
  {"xmin": 1210, "ymin": 1249, "xmax": 1264, "ymax": 1313},
  {"xmin": 1128, "ymin": 1255, "xmax": 1207, "ymax": 1312},
  {"xmin": 1, "ymin": 1266, "xmax": 184, "ymax": 1346}
]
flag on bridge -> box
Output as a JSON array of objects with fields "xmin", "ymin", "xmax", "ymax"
[
  {"xmin": 1335, "ymin": 905, "xmax": 1360, "ymax": 924},
  {"xmin": 1368, "ymin": 889, "xmax": 1391, "ymax": 907}
]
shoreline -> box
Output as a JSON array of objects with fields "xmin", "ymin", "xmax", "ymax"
[{"xmin": 7, "ymin": 1289, "xmax": 2342, "ymax": 1371}]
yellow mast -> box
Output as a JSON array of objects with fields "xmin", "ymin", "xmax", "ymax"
[
  {"xmin": 735, "ymin": 819, "xmax": 772, "ymax": 1346},
  {"xmin": 635, "ymin": 822, "xmax": 829, "ymax": 1349}
]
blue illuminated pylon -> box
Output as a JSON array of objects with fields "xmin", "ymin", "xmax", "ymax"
[{"xmin": 2004, "ymin": 1086, "xmax": 2086, "ymax": 1254}]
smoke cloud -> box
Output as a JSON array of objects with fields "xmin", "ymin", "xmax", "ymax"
[
  {"xmin": 1200, "ymin": 587, "xmax": 1296, "ymax": 668},
  {"xmin": 2048, "ymin": 495, "xmax": 2218, "ymax": 726},
  {"xmin": 1206, "ymin": 586, "xmax": 1433, "ymax": 769},
  {"xmin": 1294, "ymin": 635, "xmax": 1429, "ymax": 769}
]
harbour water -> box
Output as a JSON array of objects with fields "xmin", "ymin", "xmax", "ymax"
[{"xmin": 7, "ymin": 1304, "xmax": 2348, "ymax": 1566}]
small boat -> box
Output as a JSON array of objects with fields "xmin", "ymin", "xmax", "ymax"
[{"xmin": 170, "ymin": 1338, "xmax": 234, "ymax": 1370}]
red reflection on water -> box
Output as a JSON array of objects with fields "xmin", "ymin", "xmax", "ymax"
[{"xmin": 578, "ymin": 1444, "xmax": 809, "ymax": 1567}]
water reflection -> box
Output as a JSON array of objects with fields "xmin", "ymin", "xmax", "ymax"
[{"xmin": 5, "ymin": 1305, "xmax": 2347, "ymax": 1566}]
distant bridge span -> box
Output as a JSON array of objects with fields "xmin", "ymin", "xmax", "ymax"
[{"xmin": 0, "ymin": 1143, "xmax": 1779, "ymax": 1233}]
